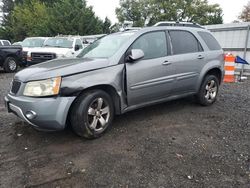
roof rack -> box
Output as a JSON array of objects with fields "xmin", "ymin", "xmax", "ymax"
[
  {"xmin": 55, "ymin": 34, "xmax": 81, "ymax": 38},
  {"xmin": 154, "ymin": 21, "xmax": 204, "ymax": 29},
  {"xmin": 121, "ymin": 27, "xmax": 142, "ymax": 32}
]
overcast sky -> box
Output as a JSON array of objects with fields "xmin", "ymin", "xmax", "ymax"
[{"xmin": 87, "ymin": 0, "xmax": 249, "ymax": 24}]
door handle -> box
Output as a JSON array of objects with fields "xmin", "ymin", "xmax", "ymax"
[
  {"xmin": 197, "ymin": 55, "xmax": 204, "ymax": 59},
  {"xmin": 162, "ymin": 61, "xmax": 172, "ymax": 66}
]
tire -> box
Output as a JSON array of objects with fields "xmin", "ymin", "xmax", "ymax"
[
  {"xmin": 196, "ymin": 75, "xmax": 219, "ymax": 106},
  {"xmin": 3, "ymin": 57, "xmax": 18, "ymax": 73},
  {"xmin": 70, "ymin": 90, "xmax": 114, "ymax": 139}
]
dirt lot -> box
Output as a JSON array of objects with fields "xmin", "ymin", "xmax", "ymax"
[{"xmin": 0, "ymin": 71, "xmax": 249, "ymax": 188}]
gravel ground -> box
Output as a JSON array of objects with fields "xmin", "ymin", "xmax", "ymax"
[{"xmin": 0, "ymin": 71, "xmax": 249, "ymax": 188}]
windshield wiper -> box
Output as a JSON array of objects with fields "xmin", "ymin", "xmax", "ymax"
[{"xmin": 53, "ymin": 46, "xmax": 66, "ymax": 48}]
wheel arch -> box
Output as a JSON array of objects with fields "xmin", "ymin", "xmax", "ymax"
[
  {"xmin": 196, "ymin": 66, "xmax": 223, "ymax": 93},
  {"xmin": 65, "ymin": 84, "xmax": 122, "ymax": 129},
  {"xmin": 68, "ymin": 84, "xmax": 122, "ymax": 116},
  {"xmin": 205, "ymin": 68, "xmax": 223, "ymax": 84},
  {"xmin": 6, "ymin": 54, "xmax": 19, "ymax": 61}
]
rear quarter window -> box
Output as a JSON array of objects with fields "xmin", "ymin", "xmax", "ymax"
[
  {"xmin": 198, "ymin": 31, "xmax": 221, "ymax": 51},
  {"xmin": 169, "ymin": 30, "xmax": 203, "ymax": 55}
]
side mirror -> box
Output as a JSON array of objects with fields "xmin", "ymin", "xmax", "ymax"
[
  {"xmin": 75, "ymin": 44, "xmax": 80, "ymax": 51},
  {"xmin": 128, "ymin": 49, "xmax": 144, "ymax": 62}
]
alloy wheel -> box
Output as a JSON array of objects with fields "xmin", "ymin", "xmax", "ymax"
[
  {"xmin": 9, "ymin": 60, "xmax": 17, "ymax": 71},
  {"xmin": 204, "ymin": 80, "xmax": 218, "ymax": 102},
  {"xmin": 87, "ymin": 98, "xmax": 110, "ymax": 132}
]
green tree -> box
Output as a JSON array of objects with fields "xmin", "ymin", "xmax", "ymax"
[
  {"xmin": 116, "ymin": 0, "xmax": 223, "ymax": 27},
  {"xmin": 103, "ymin": 17, "xmax": 111, "ymax": 34},
  {"xmin": 0, "ymin": 0, "xmax": 105, "ymax": 41},
  {"xmin": 48, "ymin": 0, "xmax": 104, "ymax": 36},
  {"xmin": 239, "ymin": 1, "xmax": 250, "ymax": 22},
  {"xmin": 1, "ymin": 0, "xmax": 14, "ymax": 13},
  {"xmin": 0, "ymin": 0, "xmax": 56, "ymax": 41},
  {"xmin": 1, "ymin": 0, "xmax": 51, "ymax": 41},
  {"xmin": 110, "ymin": 23, "xmax": 121, "ymax": 33}
]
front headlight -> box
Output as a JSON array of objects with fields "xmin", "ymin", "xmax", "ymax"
[{"xmin": 23, "ymin": 77, "xmax": 61, "ymax": 97}]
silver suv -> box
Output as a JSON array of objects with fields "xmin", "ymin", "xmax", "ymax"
[{"xmin": 5, "ymin": 25, "xmax": 224, "ymax": 139}]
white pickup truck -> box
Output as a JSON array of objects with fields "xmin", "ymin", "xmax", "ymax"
[
  {"xmin": 21, "ymin": 37, "xmax": 48, "ymax": 66},
  {"xmin": 26, "ymin": 37, "xmax": 83, "ymax": 65}
]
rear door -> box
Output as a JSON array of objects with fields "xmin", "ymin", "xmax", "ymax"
[
  {"xmin": 167, "ymin": 30, "xmax": 206, "ymax": 94},
  {"xmin": 126, "ymin": 31, "xmax": 175, "ymax": 106}
]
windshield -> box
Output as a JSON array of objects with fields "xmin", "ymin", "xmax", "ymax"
[
  {"xmin": 22, "ymin": 38, "xmax": 45, "ymax": 47},
  {"xmin": 78, "ymin": 32, "xmax": 135, "ymax": 59},
  {"xmin": 43, "ymin": 38, "xmax": 74, "ymax": 48}
]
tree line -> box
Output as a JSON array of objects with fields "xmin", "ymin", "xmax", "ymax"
[
  {"xmin": 0, "ymin": 0, "xmax": 225, "ymax": 42},
  {"xmin": 116, "ymin": 0, "xmax": 223, "ymax": 27},
  {"xmin": 0, "ymin": 0, "xmax": 112, "ymax": 42}
]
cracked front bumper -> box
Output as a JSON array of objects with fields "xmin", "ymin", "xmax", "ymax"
[{"xmin": 5, "ymin": 94, "xmax": 75, "ymax": 131}]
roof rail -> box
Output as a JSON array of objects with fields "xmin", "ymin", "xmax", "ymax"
[
  {"xmin": 55, "ymin": 34, "xmax": 81, "ymax": 38},
  {"xmin": 120, "ymin": 27, "xmax": 142, "ymax": 32},
  {"xmin": 154, "ymin": 21, "xmax": 205, "ymax": 29}
]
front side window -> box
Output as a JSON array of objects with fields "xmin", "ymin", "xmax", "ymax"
[
  {"xmin": 131, "ymin": 31, "xmax": 167, "ymax": 60},
  {"xmin": 169, "ymin": 30, "xmax": 202, "ymax": 55},
  {"xmin": 75, "ymin": 39, "xmax": 83, "ymax": 49}
]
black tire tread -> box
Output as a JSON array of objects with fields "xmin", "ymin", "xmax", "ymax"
[
  {"xmin": 196, "ymin": 74, "xmax": 219, "ymax": 106},
  {"xmin": 3, "ymin": 57, "xmax": 18, "ymax": 73},
  {"xmin": 70, "ymin": 90, "xmax": 114, "ymax": 139}
]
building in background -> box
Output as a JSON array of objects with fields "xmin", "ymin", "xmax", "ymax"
[{"xmin": 206, "ymin": 22, "xmax": 250, "ymax": 75}]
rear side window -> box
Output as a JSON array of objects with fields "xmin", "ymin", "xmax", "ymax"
[
  {"xmin": 131, "ymin": 31, "xmax": 167, "ymax": 60},
  {"xmin": 198, "ymin": 31, "xmax": 221, "ymax": 51},
  {"xmin": 3, "ymin": 41, "xmax": 10, "ymax": 46},
  {"xmin": 169, "ymin": 30, "xmax": 202, "ymax": 55}
]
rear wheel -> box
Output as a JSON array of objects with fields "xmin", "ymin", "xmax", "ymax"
[
  {"xmin": 70, "ymin": 90, "xmax": 114, "ymax": 139},
  {"xmin": 196, "ymin": 75, "xmax": 219, "ymax": 106},
  {"xmin": 3, "ymin": 57, "xmax": 18, "ymax": 73}
]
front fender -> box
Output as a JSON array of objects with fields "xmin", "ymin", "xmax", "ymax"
[{"xmin": 60, "ymin": 64, "xmax": 125, "ymax": 97}]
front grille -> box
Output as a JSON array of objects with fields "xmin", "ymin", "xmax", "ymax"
[
  {"xmin": 31, "ymin": 52, "xmax": 56, "ymax": 63},
  {"xmin": 11, "ymin": 80, "xmax": 21, "ymax": 94}
]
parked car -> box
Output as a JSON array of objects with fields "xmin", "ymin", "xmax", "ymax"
[
  {"xmin": 0, "ymin": 39, "xmax": 11, "ymax": 46},
  {"xmin": 81, "ymin": 34, "xmax": 106, "ymax": 48},
  {"xmin": 5, "ymin": 24, "xmax": 224, "ymax": 139},
  {"xmin": 21, "ymin": 37, "xmax": 48, "ymax": 66},
  {"xmin": 26, "ymin": 36, "xmax": 83, "ymax": 65},
  {"xmin": 0, "ymin": 45, "xmax": 22, "ymax": 72},
  {"xmin": 12, "ymin": 41, "xmax": 22, "ymax": 46}
]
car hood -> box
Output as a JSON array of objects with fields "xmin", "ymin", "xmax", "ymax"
[
  {"xmin": 22, "ymin": 47, "xmax": 41, "ymax": 51},
  {"xmin": 30, "ymin": 47, "xmax": 72, "ymax": 54},
  {"xmin": 23, "ymin": 47, "xmax": 72, "ymax": 54},
  {"xmin": 15, "ymin": 58, "xmax": 110, "ymax": 82}
]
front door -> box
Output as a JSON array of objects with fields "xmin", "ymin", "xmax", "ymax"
[{"xmin": 126, "ymin": 31, "xmax": 175, "ymax": 106}]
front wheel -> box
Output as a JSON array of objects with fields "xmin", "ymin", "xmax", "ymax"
[
  {"xmin": 3, "ymin": 57, "xmax": 18, "ymax": 73},
  {"xmin": 70, "ymin": 90, "xmax": 114, "ymax": 139},
  {"xmin": 196, "ymin": 75, "xmax": 219, "ymax": 106}
]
